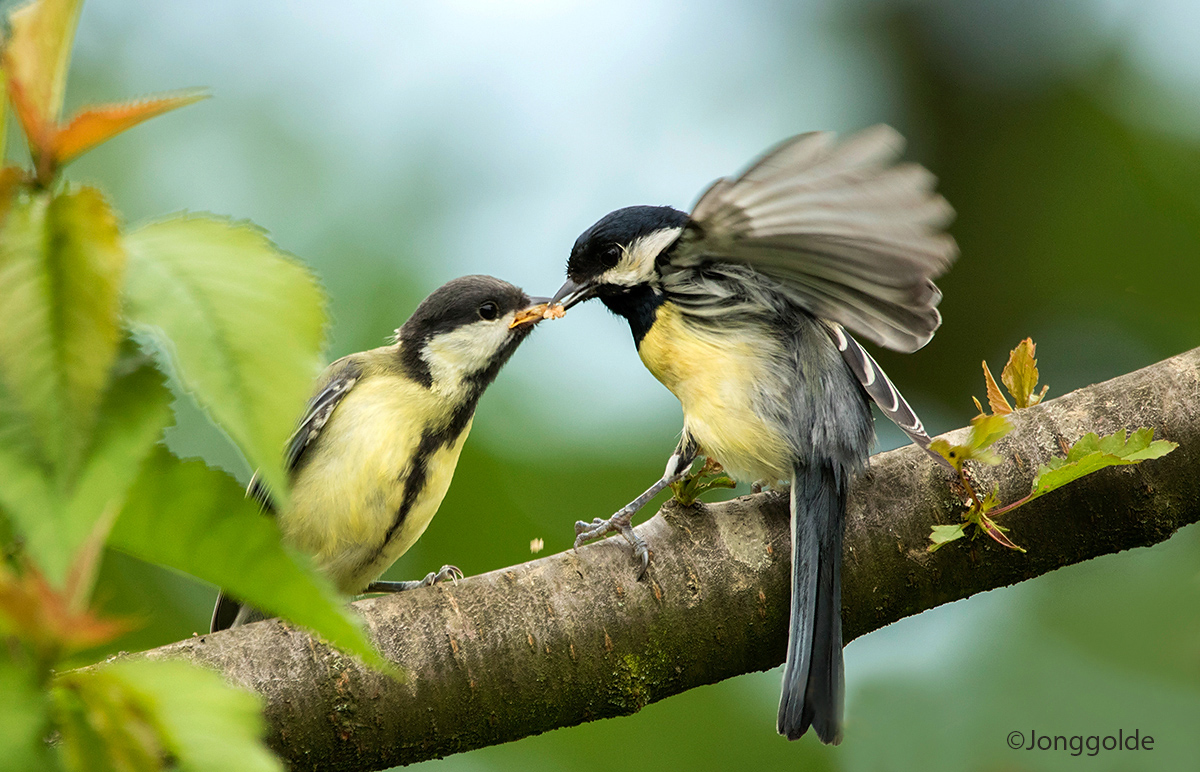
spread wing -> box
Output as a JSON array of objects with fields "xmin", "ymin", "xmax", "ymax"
[
  {"xmin": 675, "ymin": 125, "xmax": 957, "ymax": 353},
  {"xmin": 246, "ymin": 357, "xmax": 363, "ymax": 511}
]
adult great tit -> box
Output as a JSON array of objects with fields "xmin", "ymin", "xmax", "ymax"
[
  {"xmin": 551, "ymin": 126, "xmax": 957, "ymax": 744},
  {"xmin": 211, "ymin": 275, "xmax": 551, "ymax": 632}
]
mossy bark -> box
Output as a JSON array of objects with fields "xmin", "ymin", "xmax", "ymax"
[{"xmin": 135, "ymin": 347, "xmax": 1200, "ymax": 770}]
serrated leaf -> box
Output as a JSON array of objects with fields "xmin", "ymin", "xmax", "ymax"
[
  {"xmin": 981, "ymin": 359, "xmax": 1012, "ymax": 415},
  {"xmin": 0, "ymin": 363, "xmax": 171, "ymax": 585},
  {"xmin": 2, "ymin": 0, "xmax": 82, "ymax": 128},
  {"xmin": 970, "ymin": 413, "xmax": 1013, "ymax": 453},
  {"xmin": 0, "ymin": 187, "xmax": 126, "ymax": 482},
  {"xmin": 108, "ymin": 447, "xmax": 387, "ymax": 671},
  {"xmin": 56, "ymin": 659, "xmax": 282, "ymax": 772},
  {"xmin": 1030, "ymin": 428, "xmax": 1177, "ymax": 500},
  {"xmin": 123, "ymin": 215, "xmax": 326, "ymax": 508},
  {"xmin": 929, "ymin": 413, "xmax": 1013, "ymax": 471},
  {"xmin": 1001, "ymin": 338, "xmax": 1047, "ymax": 409},
  {"xmin": 927, "ymin": 523, "xmax": 965, "ymax": 551},
  {"xmin": 52, "ymin": 90, "xmax": 208, "ymax": 165}
]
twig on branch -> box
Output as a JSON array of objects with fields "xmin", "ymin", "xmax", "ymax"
[{"xmin": 134, "ymin": 348, "xmax": 1200, "ymax": 771}]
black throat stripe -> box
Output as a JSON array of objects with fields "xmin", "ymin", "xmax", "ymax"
[
  {"xmin": 364, "ymin": 335, "xmax": 524, "ymax": 578},
  {"xmin": 366, "ymin": 391, "xmax": 481, "ymax": 574},
  {"xmin": 600, "ymin": 284, "xmax": 665, "ymax": 348}
]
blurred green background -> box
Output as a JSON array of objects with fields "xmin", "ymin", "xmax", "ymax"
[{"xmin": 28, "ymin": 0, "xmax": 1200, "ymax": 769}]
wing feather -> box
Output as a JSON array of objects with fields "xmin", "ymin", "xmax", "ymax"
[
  {"xmin": 680, "ymin": 125, "xmax": 957, "ymax": 352},
  {"xmin": 246, "ymin": 357, "xmax": 362, "ymax": 511},
  {"xmin": 823, "ymin": 323, "xmax": 953, "ymax": 471}
]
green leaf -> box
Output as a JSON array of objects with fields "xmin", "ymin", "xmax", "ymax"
[
  {"xmin": 56, "ymin": 659, "xmax": 282, "ymax": 772},
  {"xmin": 54, "ymin": 666, "xmax": 163, "ymax": 772},
  {"xmin": 1000, "ymin": 338, "xmax": 1048, "ymax": 409},
  {"xmin": 1030, "ymin": 428, "xmax": 1177, "ymax": 500},
  {"xmin": 929, "ymin": 413, "xmax": 1013, "ymax": 471},
  {"xmin": 3, "ymin": 0, "xmax": 83, "ymax": 125},
  {"xmin": 0, "ymin": 187, "xmax": 126, "ymax": 482},
  {"xmin": 0, "ymin": 363, "xmax": 170, "ymax": 585},
  {"xmin": 0, "ymin": 650, "xmax": 58, "ymax": 772},
  {"xmin": 0, "ymin": 440, "xmax": 57, "ymax": 572},
  {"xmin": 57, "ymin": 364, "xmax": 172, "ymax": 592},
  {"xmin": 927, "ymin": 524, "xmax": 965, "ymax": 552},
  {"xmin": 108, "ymin": 447, "xmax": 386, "ymax": 670},
  {"xmin": 118, "ymin": 659, "xmax": 281, "ymax": 772},
  {"xmin": 123, "ymin": 215, "xmax": 326, "ymax": 509}
]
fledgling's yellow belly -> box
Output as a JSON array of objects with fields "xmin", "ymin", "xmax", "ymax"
[
  {"xmin": 637, "ymin": 303, "xmax": 793, "ymax": 483},
  {"xmin": 280, "ymin": 375, "xmax": 470, "ymax": 595}
]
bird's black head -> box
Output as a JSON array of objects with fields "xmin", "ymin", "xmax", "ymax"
[
  {"xmin": 397, "ymin": 275, "xmax": 548, "ymax": 390},
  {"xmin": 554, "ymin": 205, "xmax": 689, "ymax": 311}
]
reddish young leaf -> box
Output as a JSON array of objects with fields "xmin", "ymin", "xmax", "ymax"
[
  {"xmin": 53, "ymin": 90, "xmax": 209, "ymax": 165},
  {"xmin": 3, "ymin": 0, "xmax": 83, "ymax": 125},
  {"xmin": 0, "ymin": 564, "xmax": 131, "ymax": 656},
  {"xmin": 978, "ymin": 515, "xmax": 1025, "ymax": 552},
  {"xmin": 3, "ymin": 1, "xmax": 205, "ymax": 181},
  {"xmin": 981, "ymin": 359, "xmax": 1012, "ymax": 415},
  {"xmin": 4, "ymin": 69, "xmax": 56, "ymax": 169}
]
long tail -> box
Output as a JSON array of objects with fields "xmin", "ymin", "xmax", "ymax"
[
  {"xmin": 777, "ymin": 460, "xmax": 846, "ymax": 744},
  {"xmin": 210, "ymin": 591, "xmax": 241, "ymax": 633},
  {"xmin": 210, "ymin": 592, "xmax": 265, "ymax": 632}
]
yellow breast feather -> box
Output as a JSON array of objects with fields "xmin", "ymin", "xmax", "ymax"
[
  {"xmin": 637, "ymin": 302, "xmax": 792, "ymax": 483},
  {"xmin": 282, "ymin": 370, "xmax": 468, "ymax": 594}
]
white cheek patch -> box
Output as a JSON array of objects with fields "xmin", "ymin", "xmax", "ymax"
[
  {"xmin": 421, "ymin": 315, "xmax": 513, "ymax": 392},
  {"xmin": 600, "ymin": 227, "xmax": 683, "ymax": 287}
]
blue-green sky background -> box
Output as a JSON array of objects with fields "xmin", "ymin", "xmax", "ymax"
[{"xmin": 40, "ymin": 1, "xmax": 1200, "ymax": 769}]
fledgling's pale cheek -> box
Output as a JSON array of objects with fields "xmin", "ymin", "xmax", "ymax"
[{"xmin": 421, "ymin": 316, "xmax": 513, "ymax": 391}]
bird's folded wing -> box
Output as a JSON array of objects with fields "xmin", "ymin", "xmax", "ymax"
[
  {"xmin": 246, "ymin": 357, "xmax": 363, "ymax": 511},
  {"xmin": 681, "ymin": 125, "xmax": 957, "ymax": 353}
]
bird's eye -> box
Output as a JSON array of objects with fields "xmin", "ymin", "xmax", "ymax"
[
  {"xmin": 601, "ymin": 245, "xmax": 622, "ymax": 269},
  {"xmin": 478, "ymin": 301, "xmax": 499, "ymax": 321}
]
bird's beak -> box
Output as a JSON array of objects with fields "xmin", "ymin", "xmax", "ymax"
[
  {"xmin": 508, "ymin": 296, "xmax": 557, "ymax": 329},
  {"xmin": 549, "ymin": 278, "xmax": 596, "ymax": 312}
]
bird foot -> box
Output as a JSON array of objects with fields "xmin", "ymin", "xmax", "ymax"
[
  {"xmin": 574, "ymin": 511, "xmax": 651, "ymax": 579},
  {"xmin": 364, "ymin": 565, "xmax": 462, "ymax": 594},
  {"xmin": 421, "ymin": 564, "xmax": 463, "ymax": 587}
]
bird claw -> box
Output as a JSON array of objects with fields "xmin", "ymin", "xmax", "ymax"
[
  {"xmin": 573, "ymin": 511, "xmax": 652, "ymax": 578},
  {"xmin": 421, "ymin": 564, "xmax": 463, "ymax": 587},
  {"xmin": 573, "ymin": 517, "xmax": 610, "ymax": 545}
]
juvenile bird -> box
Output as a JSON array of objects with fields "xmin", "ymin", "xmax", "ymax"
[
  {"xmin": 212, "ymin": 275, "xmax": 551, "ymax": 631},
  {"xmin": 551, "ymin": 126, "xmax": 956, "ymax": 743}
]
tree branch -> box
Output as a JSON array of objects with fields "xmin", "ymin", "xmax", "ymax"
[{"xmin": 138, "ymin": 348, "xmax": 1200, "ymax": 771}]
